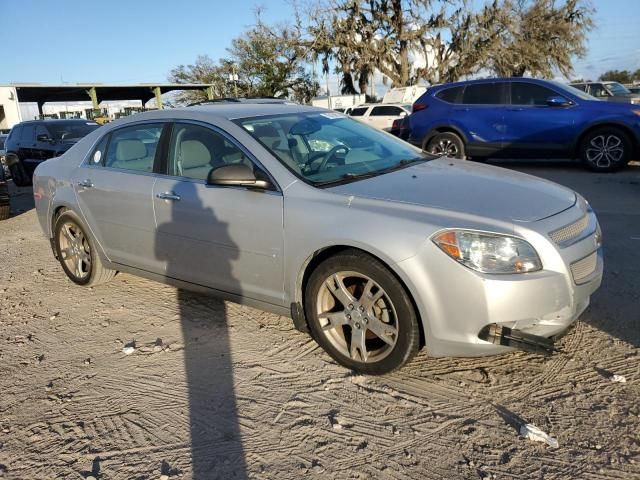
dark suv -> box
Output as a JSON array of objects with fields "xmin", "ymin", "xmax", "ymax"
[
  {"xmin": 409, "ymin": 78, "xmax": 640, "ymax": 172},
  {"xmin": 4, "ymin": 119, "xmax": 100, "ymax": 186}
]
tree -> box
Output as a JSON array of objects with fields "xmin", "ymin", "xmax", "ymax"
[
  {"xmin": 486, "ymin": 0, "xmax": 594, "ymax": 78},
  {"xmin": 598, "ymin": 70, "xmax": 633, "ymax": 83},
  {"xmin": 169, "ymin": 16, "xmax": 319, "ymax": 105},
  {"xmin": 307, "ymin": 0, "xmax": 509, "ymax": 93}
]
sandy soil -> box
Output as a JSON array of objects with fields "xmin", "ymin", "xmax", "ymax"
[{"xmin": 0, "ymin": 164, "xmax": 638, "ymax": 479}]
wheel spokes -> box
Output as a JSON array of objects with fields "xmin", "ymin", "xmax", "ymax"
[
  {"xmin": 325, "ymin": 274, "xmax": 356, "ymax": 307},
  {"xmin": 365, "ymin": 316, "xmax": 398, "ymax": 346},
  {"xmin": 349, "ymin": 327, "xmax": 368, "ymax": 362},
  {"xmin": 319, "ymin": 311, "xmax": 349, "ymax": 331}
]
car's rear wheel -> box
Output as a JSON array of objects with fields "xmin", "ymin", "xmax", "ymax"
[
  {"xmin": 54, "ymin": 210, "xmax": 116, "ymax": 286},
  {"xmin": 425, "ymin": 132, "xmax": 465, "ymax": 159},
  {"xmin": 579, "ymin": 127, "xmax": 632, "ymax": 172},
  {"xmin": 305, "ymin": 250, "xmax": 420, "ymax": 374},
  {"xmin": 8, "ymin": 159, "xmax": 31, "ymax": 187}
]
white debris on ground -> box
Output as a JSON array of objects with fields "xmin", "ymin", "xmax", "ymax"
[
  {"xmin": 611, "ymin": 374, "xmax": 627, "ymax": 383},
  {"xmin": 520, "ymin": 424, "xmax": 559, "ymax": 448}
]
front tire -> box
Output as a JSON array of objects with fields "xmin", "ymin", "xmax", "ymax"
[
  {"xmin": 425, "ymin": 132, "xmax": 465, "ymax": 159},
  {"xmin": 53, "ymin": 210, "xmax": 116, "ymax": 287},
  {"xmin": 579, "ymin": 127, "xmax": 632, "ymax": 172},
  {"xmin": 305, "ymin": 250, "xmax": 420, "ymax": 374}
]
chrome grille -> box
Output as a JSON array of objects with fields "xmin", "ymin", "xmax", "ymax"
[
  {"xmin": 571, "ymin": 251, "xmax": 598, "ymax": 284},
  {"xmin": 549, "ymin": 215, "xmax": 589, "ymax": 246}
]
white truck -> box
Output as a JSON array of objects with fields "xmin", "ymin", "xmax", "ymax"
[{"xmin": 311, "ymin": 94, "xmax": 366, "ymax": 111}]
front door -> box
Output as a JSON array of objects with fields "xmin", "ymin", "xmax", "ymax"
[
  {"xmin": 502, "ymin": 81, "xmax": 579, "ymax": 158},
  {"xmin": 153, "ymin": 122, "xmax": 285, "ymax": 306},
  {"xmin": 73, "ymin": 122, "xmax": 165, "ymax": 272}
]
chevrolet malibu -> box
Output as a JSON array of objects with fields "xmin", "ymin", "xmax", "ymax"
[{"xmin": 33, "ymin": 103, "xmax": 603, "ymax": 374}]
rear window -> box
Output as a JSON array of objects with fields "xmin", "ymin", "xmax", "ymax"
[
  {"xmin": 370, "ymin": 106, "xmax": 405, "ymax": 116},
  {"xmin": 436, "ymin": 86, "xmax": 464, "ymax": 104},
  {"xmin": 462, "ymin": 83, "xmax": 505, "ymax": 105},
  {"xmin": 47, "ymin": 122, "xmax": 100, "ymax": 141},
  {"xmin": 349, "ymin": 107, "xmax": 368, "ymax": 117}
]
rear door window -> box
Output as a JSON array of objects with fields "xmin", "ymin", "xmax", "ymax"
[
  {"xmin": 511, "ymin": 82, "xmax": 566, "ymax": 106},
  {"xmin": 349, "ymin": 107, "xmax": 369, "ymax": 117},
  {"xmin": 103, "ymin": 123, "xmax": 164, "ymax": 172},
  {"xmin": 8, "ymin": 125, "xmax": 22, "ymax": 142},
  {"xmin": 370, "ymin": 106, "xmax": 404, "ymax": 116},
  {"xmin": 462, "ymin": 83, "xmax": 506, "ymax": 105}
]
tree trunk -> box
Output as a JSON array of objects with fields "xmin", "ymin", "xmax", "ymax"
[
  {"xmin": 340, "ymin": 70, "xmax": 357, "ymax": 94},
  {"xmin": 393, "ymin": 0, "xmax": 410, "ymax": 86},
  {"xmin": 358, "ymin": 66, "xmax": 370, "ymax": 95}
]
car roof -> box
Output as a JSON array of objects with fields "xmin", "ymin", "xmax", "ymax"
[
  {"xmin": 429, "ymin": 77, "xmax": 559, "ymax": 91},
  {"xmin": 19, "ymin": 119, "xmax": 98, "ymax": 124}
]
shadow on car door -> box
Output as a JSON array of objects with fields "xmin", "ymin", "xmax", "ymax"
[{"xmin": 155, "ymin": 180, "xmax": 248, "ymax": 478}]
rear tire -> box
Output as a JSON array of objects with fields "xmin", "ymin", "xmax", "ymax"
[
  {"xmin": 53, "ymin": 210, "xmax": 116, "ymax": 287},
  {"xmin": 305, "ymin": 249, "xmax": 420, "ymax": 375},
  {"xmin": 579, "ymin": 127, "xmax": 632, "ymax": 172},
  {"xmin": 425, "ymin": 132, "xmax": 465, "ymax": 159},
  {"xmin": 8, "ymin": 160, "xmax": 31, "ymax": 187}
]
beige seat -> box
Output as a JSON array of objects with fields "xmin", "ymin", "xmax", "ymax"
[
  {"xmin": 110, "ymin": 138, "xmax": 153, "ymax": 171},
  {"xmin": 179, "ymin": 140, "xmax": 212, "ymax": 180}
]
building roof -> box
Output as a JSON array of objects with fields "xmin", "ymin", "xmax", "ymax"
[{"xmin": 2, "ymin": 83, "xmax": 212, "ymax": 104}]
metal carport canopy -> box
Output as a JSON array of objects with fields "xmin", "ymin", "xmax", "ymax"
[{"xmin": 10, "ymin": 83, "xmax": 212, "ymax": 104}]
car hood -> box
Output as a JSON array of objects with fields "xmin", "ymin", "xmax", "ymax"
[{"xmin": 326, "ymin": 159, "xmax": 576, "ymax": 222}]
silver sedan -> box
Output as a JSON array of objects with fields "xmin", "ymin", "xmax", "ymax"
[{"xmin": 33, "ymin": 103, "xmax": 603, "ymax": 374}]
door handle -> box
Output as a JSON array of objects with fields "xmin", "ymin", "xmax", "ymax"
[
  {"xmin": 156, "ymin": 192, "xmax": 181, "ymax": 201},
  {"xmin": 77, "ymin": 179, "xmax": 94, "ymax": 188}
]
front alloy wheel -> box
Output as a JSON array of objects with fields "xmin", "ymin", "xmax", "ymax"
[
  {"xmin": 305, "ymin": 250, "xmax": 420, "ymax": 374},
  {"xmin": 580, "ymin": 127, "xmax": 631, "ymax": 172}
]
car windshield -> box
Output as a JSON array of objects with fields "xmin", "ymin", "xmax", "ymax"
[
  {"xmin": 606, "ymin": 82, "xmax": 631, "ymax": 95},
  {"xmin": 47, "ymin": 122, "xmax": 100, "ymax": 140},
  {"xmin": 235, "ymin": 112, "xmax": 427, "ymax": 186}
]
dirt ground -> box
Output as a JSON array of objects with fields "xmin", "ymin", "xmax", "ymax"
[{"xmin": 0, "ymin": 162, "xmax": 638, "ymax": 479}]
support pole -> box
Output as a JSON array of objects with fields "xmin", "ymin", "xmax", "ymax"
[
  {"xmin": 153, "ymin": 86, "xmax": 163, "ymax": 109},
  {"xmin": 86, "ymin": 87, "xmax": 99, "ymax": 110}
]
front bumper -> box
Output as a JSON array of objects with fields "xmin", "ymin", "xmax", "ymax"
[{"xmin": 396, "ymin": 205, "xmax": 603, "ymax": 357}]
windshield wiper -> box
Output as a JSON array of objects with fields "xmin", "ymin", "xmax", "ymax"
[{"xmin": 315, "ymin": 157, "xmax": 427, "ymax": 187}]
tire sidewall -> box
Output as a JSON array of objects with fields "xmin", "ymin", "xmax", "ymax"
[
  {"xmin": 580, "ymin": 127, "xmax": 631, "ymax": 172},
  {"xmin": 425, "ymin": 132, "xmax": 465, "ymax": 159},
  {"xmin": 54, "ymin": 210, "xmax": 97, "ymax": 286},
  {"xmin": 305, "ymin": 252, "xmax": 419, "ymax": 375}
]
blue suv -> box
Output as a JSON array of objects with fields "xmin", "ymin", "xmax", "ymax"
[{"xmin": 409, "ymin": 78, "xmax": 640, "ymax": 172}]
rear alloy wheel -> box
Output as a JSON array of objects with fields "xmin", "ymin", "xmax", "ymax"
[
  {"xmin": 305, "ymin": 250, "xmax": 420, "ymax": 374},
  {"xmin": 580, "ymin": 127, "xmax": 631, "ymax": 172},
  {"xmin": 8, "ymin": 160, "xmax": 31, "ymax": 187},
  {"xmin": 54, "ymin": 210, "xmax": 116, "ymax": 286},
  {"xmin": 425, "ymin": 132, "xmax": 465, "ymax": 159}
]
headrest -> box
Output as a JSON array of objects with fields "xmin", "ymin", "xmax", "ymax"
[
  {"xmin": 115, "ymin": 139, "xmax": 146, "ymax": 161},
  {"xmin": 180, "ymin": 140, "xmax": 211, "ymax": 169}
]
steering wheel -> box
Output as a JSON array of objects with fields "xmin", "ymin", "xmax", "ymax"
[{"xmin": 316, "ymin": 145, "xmax": 350, "ymax": 173}]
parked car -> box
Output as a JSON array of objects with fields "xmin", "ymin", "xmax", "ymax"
[
  {"xmin": 4, "ymin": 119, "xmax": 100, "ymax": 186},
  {"xmin": 628, "ymin": 85, "xmax": 640, "ymax": 95},
  {"xmin": 33, "ymin": 103, "xmax": 603, "ymax": 374},
  {"xmin": 0, "ymin": 134, "xmax": 9, "ymax": 178},
  {"xmin": 389, "ymin": 115, "xmax": 411, "ymax": 140},
  {"xmin": 348, "ymin": 103, "xmax": 412, "ymax": 131},
  {"xmin": 409, "ymin": 78, "xmax": 640, "ymax": 172},
  {"xmin": 0, "ymin": 161, "xmax": 9, "ymax": 220},
  {"xmin": 569, "ymin": 81, "xmax": 640, "ymax": 104}
]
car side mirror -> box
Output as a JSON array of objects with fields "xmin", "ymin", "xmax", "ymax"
[
  {"xmin": 36, "ymin": 133, "xmax": 52, "ymax": 142},
  {"xmin": 207, "ymin": 164, "xmax": 271, "ymax": 189},
  {"xmin": 546, "ymin": 96, "xmax": 571, "ymax": 107}
]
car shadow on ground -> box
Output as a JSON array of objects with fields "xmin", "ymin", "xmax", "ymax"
[
  {"xmin": 492, "ymin": 159, "xmax": 640, "ymax": 349},
  {"xmin": 154, "ymin": 181, "xmax": 247, "ymax": 479}
]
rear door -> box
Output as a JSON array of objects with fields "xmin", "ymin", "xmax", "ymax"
[
  {"xmin": 367, "ymin": 105, "xmax": 407, "ymax": 130},
  {"xmin": 451, "ymin": 82, "xmax": 507, "ymax": 156},
  {"xmin": 502, "ymin": 81, "xmax": 580, "ymax": 158},
  {"xmin": 73, "ymin": 122, "xmax": 166, "ymax": 272},
  {"xmin": 152, "ymin": 121, "xmax": 285, "ymax": 305}
]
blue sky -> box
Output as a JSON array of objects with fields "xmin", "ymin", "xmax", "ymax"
[{"xmin": 1, "ymin": 0, "xmax": 638, "ymax": 87}]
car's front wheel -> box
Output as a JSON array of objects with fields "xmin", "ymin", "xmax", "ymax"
[
  {"xmin": 579, "ymin": 127, "xmax": 632, "ymax": 172},
  {"xmin": 53, "ymin": 210, "xmax": 116, "ymax": 286},
  {"xmin": 425, "ymin": 132, "xmax": 465, "ymax": 159},
  {"xmin": 305, "ymin": 250, "xmax": 420, "ymax": 374}
]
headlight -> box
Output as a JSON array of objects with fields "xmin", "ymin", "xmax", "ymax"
[{"xmin": 432, "ymin": 230, "xmax": 542, "ymax": 274}]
